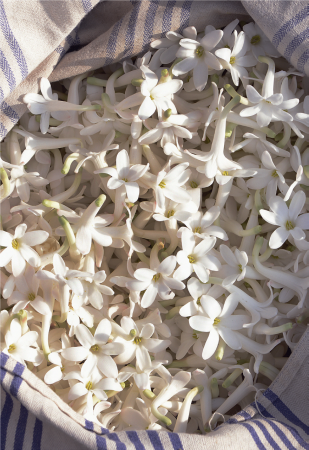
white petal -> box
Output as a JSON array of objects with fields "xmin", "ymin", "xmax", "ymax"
[
  {"xmin": 269, "ymin": 227, "xmax": 289, "ymax": 249},
  {"xmin": 202, "ymin": 329, "xmax": 219, "ymax": 359}
]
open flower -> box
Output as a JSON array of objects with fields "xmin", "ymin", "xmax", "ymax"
[
  {"xmin": 174, "ymin": 229, "xmax": 220, "ymax": 283},
  {"xmin": 62, "ymin": 319, "xmax": 125, "ymax": 378},
  {"xmin": 188, "ymin": 295, "xmax": 249, "ymax": 359},
  {"xmin": 260, "ymin": 191, "xmax": 309, "ymax": 249},
  {"xmin": 95, "ymin": 149, "xmax": 149, "ymax": 203},
  {"xmin": 155, "ymin": 163, "xmax": 192, "ymax": 209},
  {"xmin": 0, "ymin": 224, "xmax": 48, "ymax": 277},
  {"xmin": 173, "ymin": 28, "xmax": 223, "ymax": 91}
]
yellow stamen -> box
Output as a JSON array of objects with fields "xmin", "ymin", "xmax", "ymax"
[
  {"xmin": 229, "ymin": 56, "xmax": 236, "ymax": 65},
  {"xmin": 158, "ymin": 180, "xmax": 166, "ymax": 188},
  {"xmin": 251, "ymin": 35, "xmax": 261, "ymax": 45},
  {"xmin": 193, "ymin": 227, "xmax": 202, "ymax": 234},
  {"xmin": 86, "ymin": 381, "xmax": 93, "ymax": 390},
  {"xmin": 8, "ymin": 344, "xmax": 16, "ymax": 353},
  {"xmin": 134, "ymin": 336, "xmax": 142, "ymax": 345},
  {"xmin": 213, "ymin": 317, "xmax": 221, "ymax": 325},
  {"xmin": 12, "ymin": 239, "xmax": 19, "ymax": 250},
  {"xmin": 190, "ymin": 181, "xmax": 199, "ymax": 188},
  {"xmin": 192, "ymin": 332, "xmax": 198, "ymax": 340},
  {"xmin": 285, "ymin": 220, "xmax": 294, "ymax": 231},
  {"xmin": 152, "ymin": 273, "xmax": 161, "ymax": 282},
  {"xmin": 166, "ymin": 210, "xmax": 175, "ymax": 218},
  {"xmin": 222, "ymin": 171, "xmax": 229, "ymax": 176},
  {"xmin": 238, "ymin": 264, "xmax": 243, "ymax": 273},
  {"xmin": 28, "ymin": 293, "xmax": 36, "ymax": 301},
  {"xmin": 272, "ymin": 170, "xmax": 279, "ymax": 178},
  {"xmin": 195, "ymin": 46, "xmax": 204, "ymax": 58},
  {"xmin": 90, "ymin": 344, "xmax": 100, "ymax": 353},
  {"xmin": 188, "ymin": 255, "xmax": 196, "ymax": 264}
]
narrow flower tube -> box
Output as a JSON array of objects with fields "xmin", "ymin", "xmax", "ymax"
[{"xmin": 174, "ymin": 385, "xmax": 203, "ymax": 433}]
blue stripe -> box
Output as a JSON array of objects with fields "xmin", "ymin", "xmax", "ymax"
[
  {"xmin": 0, "ymin": 352, "xmax": 9, "ymax": 367},
  {"xmin": 105, "ymin": 433, "xmax": 127, "ymax": 450},
  {"xmin": 81, "ymin": 0, "xmax": 92, "ymax": 13},
  {"xmin": 0, "ymin": 0, "xmax": 28, "ymax": 78},
  {"xmin": 126, "ymin": 431, "xmax": 146, "ymax": 450},
  {"xmin": 238, "ymin": 410, "xmax": 254, "ymax": 421},
  {"xmin": 1, "ymin": 389, "xmax": 13, "ymax": 450},
  {"xmin": 263, "ymin": 389, "xmax": 309, "ymax": 435},
  {"xmin": 169, "ymin": 432, "xmax": 183, "ymax": 450},
  {"xmin": 284, "ymin": 27, "xmax": 309, "ymax": 60},
  {"xmin": 0, "ymin": 87, "xmax": 19, "ymax": 123},
  {"xmin": 14, "ymin": 403, "xmax": 28, "ymax": 450},
  {"xmin": 0, "ymin": 122, "xmax": 7, "ymax": 140},
  {"xmin": 255, "ymin": 401, "xmax": 273, "ymax": 418},
  {"xmin": 84, "ymin": 419, "xmax": 94, "ymax": 431},
  {"xmin": 297, "ymin": 49, "xmax": 309, "ymax": 73},
  {"xmin": 272, "ymin": 6, "xmax": 309, "ymax": 47},
  {"xmin": 123, "ymin": 2, "xmax": 142, "ymax": 57},
  {"xmin": 96, "ymin": 434, "xmax": 108, "ymax": 450},
  {"xmin": 253, "ymin": 420, "xmax": 282, "ymax": 450},
  {"xmin": 0, "ymin": 48, "xmax": 16, "ymax": 91},
  {"xmin": 104, "ymin": 19, "xmax": 124, "ymax": 66},
  {"xmin": 240, "ymin": 423, "xmax": 268, "ymax": 450},
  {"xmin": 142, "ymin": 1, "xmax": 160, "ymax": 49},
  {"xmin": 31, "ymin": 418, "xmax": 43, "ymax": 450},
  {"xmin": 147, "ymin": 431, "xmax": 164, "ymax": 450},
  {"xmin": 264, "ymin": 420, "xmax": 298, "ymax": 450},
  {"xmin": 179, "ymin": 0, "xmax": 192, "ymax": 32},
  {"xmin": 162, "ymin": 1, "xmax": 176, "ymax": 34}
]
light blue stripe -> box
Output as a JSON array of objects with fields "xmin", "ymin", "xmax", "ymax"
[
  {"xmin": 0, "ymin": 48, "xmax": 16, "ymax": 91},
  {"xmin": 297, "ymin": 49, "xmax": 309, "ymax": 73},
  {"xmin": 272, "ymin": 5, "xmax": 309, "ymax": 48},
  {"xmin": 162, "ymin": 1, "xmax": 176, "ymax": 34},
  {"xmin": 179, "ymin": 0, "xmax": 192, "ymax": 32},
  {"xmin": 142, "ymin": 0, "xmax": 160, "ymax": 49},
  {"xmin": 104, "ymin": 20, "xmax": 124, "ymax": 66},
  {"xmin": 81, "ymin": 0, "xmax": 92, "ymax": 14},
  {"xmin": 123, "ymin": 1, "xmax": 142, "ymax": 57},
  {"xmin": 284, "ymin": 27, "xmax": 309, "ymax": 61},
  {"xmin": 0, "ymin": 0, "xmax": 28, "ymax": 78}
]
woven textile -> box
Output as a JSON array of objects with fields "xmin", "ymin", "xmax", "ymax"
[{"xmin": 1, "ymin": 1, "xmax": 309, "ymax": 449}]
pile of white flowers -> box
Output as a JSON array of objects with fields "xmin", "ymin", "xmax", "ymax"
[{"xmin": 1, "ymin": 19, "xmax": 309, "ymax": 433}]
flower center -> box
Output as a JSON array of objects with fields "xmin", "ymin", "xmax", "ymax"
[
  {"xmin": 222, "ymin": 171, "xmax": 229, "ymax": 176},
  {"xmin": 192, "ymin": 332, "xmax": 198, "ymax": 340},
  {"xmin": 251, "ymin": 34, "xmax": 261, "ymax": 45},
  {"xmin": 12, "ymin": 239, "xmax": 19, "ymax": 250},
  {"xmin": 195, "ymin": 46, "xmax": 204, "ymax": 58},
  {"xmin": 28, "ymin": 293, "xmax": 36, "ymax": 301},
  {"xmin": 238, "ymin": 264, "xmax": 243, "ymax": 273},
  {"xmin": 86, "ymin": 381, "xmax": 93, "ymax": 390},
  {"xmin": 90, "ymin": 344, "xmax": 100, "ymax": 353},
  {"xmin": 190, "ymin": 181, "xmax": 199, "ymax": 188},
  {"xmin": 193, "ymin": 227, "xmax": 202, "ymax": 234},
  {"xmin": 196, "ymin": 296, "xmax": 201, "ymax": 305},
  {"xmin": 166, "ymin": 209, "xmax": 175, "ymax": 218},
  {"xmin": 8, "ymin": 344, "xmax": 16, "ymax": 353},
  {"xmin": 122, "ymin": 178, "xmax": 128, "ymax": 182},
  {"xmin": 130, "ymin": 329, "xmax": 137, "ymax": 337},
  {"xmin": 188, "ymin": 254, "xmax": 196, "ymax": 264},
  {"xmin": 134, "ymin": 336, "xmax": 142, "ymax": 345},
  {"xmin": 213, "ymin": 317, "xmax": 221, "ymax": 325},
  {"xmin": 152, "ymin": 273, "xmax": 161, "ymax": 282},
  {"xmin": 150, "ymin": 94, "xmax": 154, "ymax": 100},
  {"xmin": 272, "ymin": 170, "xmax": 279, "ymax": 178},
  {"xmin": 158, "ymin": 180, "xmax": 166, "ymax": 188},
  {"xmin": 229, "ymin": 56, "xmax": 236, "ymax": 65},
  {"xmin": 204, "ymin": 135, "xmax": 211, "ymax": 144},
  {"xmin": 224, "ymin": 44, "xmax": 230, "ymax": 49},
  {"xmin": 285, "ymin": 220, "xmax": 295, "ymax": 231}
]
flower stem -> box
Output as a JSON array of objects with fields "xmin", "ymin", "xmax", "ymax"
[
  {"xmin": 210, "ymin": 378, "xmax": 219, "ymax": 398},
  {"xmin": 222, "ymin": 368, "xmax": 243, "ymax": 389},
  {"xmin": 0, "ymin": 168, "xmax": 10, "ymax": 199},
  {"xmin": 259, "ymin": 361, "xmax": 279, "ymax": 381},
  {"xmin": 174, "ymin": 385, "xmax": 204, "ymax": 433},
  {"xmin": 224, "ymin": 84, "xmax": 249, "ymax": 105}
]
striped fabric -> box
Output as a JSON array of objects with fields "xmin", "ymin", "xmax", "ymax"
[
  {"xmin": 1, "ymin": 1, "xmax": 309, "ymax": 449},
  {"xmin": 2, "ymin": 327, "xmax": 309, "ymax": 449}
]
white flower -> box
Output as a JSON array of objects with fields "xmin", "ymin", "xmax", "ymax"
[
  {"xmin": 155, "ymin": 163, "xmax": 192, "ymax": 209},
  {"xmin": 219, "ymin": 245, "xmax": 248, "ymax": 285},
  {"xmin": 174, "ymin": 229, "xmax": 220, "ymax": 283},
  {"xmin": 0, "ymin": 224, "xmax": 48, "ymax": 277},
  {"xmin": 173, "ymin": 28, "xmax": 223, "ymax": 91},
  {"xmin": 138, "ymin": 65, "xmax": 183, "ymax": 119},
  {"xmin": 178, "ymin": 206, "xmax": 228, "ymax": 241},
  {"xmin": 150, "ymin": 198, "xmax": 198, "ymax": 223},
  {"xmin": 2, "ymin": 318, "xmax": 42, "ymax": 365},
  {"xmin": 62, "ymin": 319, "xmax": 125, "ymax": 378},
  {"xmin": 125, "ymin": 255, "xmax": 185, "ymax": 308},
  {"xmin": 7, "ymin": 265, "xmax": 50, "ymax": 315},
  {"xmin": 95, "ymin": 149, "xmax": 149, "ymax": 203},
  {"xmin": 114, "ymin": 317, "xmax": 170, "ymax": 373},
  {"xmin": 82, "ymin": 270, "xmax": 114, "ymax": 310},
  {"xmin": 215, "ymin": 31, "xmax": 256, "ymax": 86},
  {"xmin": 243, "ymin": 22, "xmax": 280, "ymax": 59},
  {"xmin": 260, "ymin": 191, "xmax": 309, "ymax": 249},
  {"xmin": 151, "ymin": 27, "xmax": 197, "ymax": 64},
  {"xmin": 188, "ymin": 295, "xmax": 249, "ymax": 359},
  {"xmin": 65, "ymin": 366, "xmax": 122, "ymax": 402}
]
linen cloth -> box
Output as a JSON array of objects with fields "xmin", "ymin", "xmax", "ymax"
[{"xmin": 1, "ymin": 1, "xmax": 309, "ymax": 449}]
